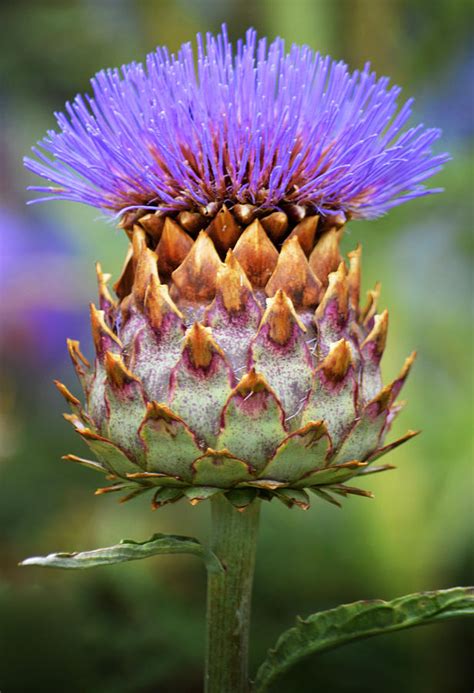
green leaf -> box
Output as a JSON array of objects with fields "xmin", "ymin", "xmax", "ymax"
[
  {"xmin": 252, "ymin": 587, "xmax": 474, "ymax": 691},
  {"xmin": 20, "ymin": 532, "xmax": 223, "ymax": 574}
]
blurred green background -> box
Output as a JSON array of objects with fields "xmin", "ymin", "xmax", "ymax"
[{"xmin": 1, "ymin": 1, "xmax": 473, "ymax": 691}]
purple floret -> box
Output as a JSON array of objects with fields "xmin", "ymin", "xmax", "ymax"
[{"xmin": 24, "ymin": 26, "xmax": 449, "ymax": 220}]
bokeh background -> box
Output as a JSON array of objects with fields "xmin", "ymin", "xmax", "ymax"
[{"xmin": 1, "ymin": 1, "xmax": 473, "ymax": 691}]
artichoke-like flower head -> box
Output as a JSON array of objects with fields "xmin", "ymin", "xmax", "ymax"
[{"xmin": 27, "ymin": 27, "xmax": 446, "ymax": 509}]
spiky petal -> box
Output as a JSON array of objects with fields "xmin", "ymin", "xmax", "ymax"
[{"xmin": 25, "ymin": 27, "xmax": 448, "ymax": 221}]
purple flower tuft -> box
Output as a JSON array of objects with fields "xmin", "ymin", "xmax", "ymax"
[{"xmin": 24, "ymin": 26, "xmax": 449, "ymax": 220}]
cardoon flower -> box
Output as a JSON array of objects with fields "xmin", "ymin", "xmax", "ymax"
[{"xmin": 25, "ymin": 27, "xmax": 448, "ymax": 510}]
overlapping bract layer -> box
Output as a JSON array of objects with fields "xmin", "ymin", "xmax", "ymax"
[
  {"xmin": 25, "ymin": 27, "xmax": 447, "ymax": 220},
  {"xmin": 58, "ymin": 209, "xmax": 418, "ymax": 510}
]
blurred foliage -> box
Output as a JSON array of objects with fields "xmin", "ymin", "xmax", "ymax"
[{"xmin": 0, "ymin": 1, "xmax": 473, "ymax": 691}]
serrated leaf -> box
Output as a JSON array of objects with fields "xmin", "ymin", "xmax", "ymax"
[
  {"xmin": 20, "ymin": 532, "xmax": 223, "ymax": 574},
  {"xmin": 252, "ymin": 587, "xmax": 474, "ymax": 691}
]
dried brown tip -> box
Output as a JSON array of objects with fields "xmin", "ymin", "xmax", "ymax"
[
  {"xmin": 90, "ymin": 304, "xmax": 122, "ymax": 353},
  {"xmin": 113, "ymin": 245, "xmax": 134, "ymax": 300},
  {"xmin": 361, "ymin": 282, "xmax": 382, "ymax": 325},
  {"xmin": 361, "ymin": 310, "xmax": 389, "ymax": 357},
  {"xmin": 266, "ymin": 236, "xmax": 321, "ymax": 308},
  {"xmin": 177, "ymin": 210, "xmax": 206, "ymax": 235},
  {"xmin": 215, "ymin": 250, "xmax": 253, "ymax": 313},
  {"xmin": 319, "ymin": 339, "xmax": 353, "ymax": 382},
  {"xmin": 144, "ymin": 274, "xmax": 183, "ymax": 330},
  {"xmin": 133, "ymin": 247, "xmax": 160, "ymax": 306},
  {"xmin": 347, "ymin": 245, "xmax": 362, "ymax": 312},
  {"xmin": 139, "ymin": 212, "xmax": 165, "ymax": 243},
  {"xmin": 156, "ymin": 217, "xmax": 193, "ymax": 278},
  {"xmin": 67, "ymin": 339, "xmax": 91, "ymax": 370},
  {"xmin": 287, "ymin": 215, "xmax": 319, "ymax": 257},
  {"xmin": 260, "ymin": 211, "xmax": 289, "ymax": 243},
  {"xmin": 144, "ymin": 401, "xmax": 184, "ymax": 424},
  {"xmin": 171, "ymin": 231, "xmax": 223, "ymax": 301},
  {"xmin": 184, "ymin": 322, "xmax": 223, "ymax": 369},
  {"xmin": 315, "ymin": 262, "xmax": 349, "ymax": 321},
  {"xmin": 132, "ymin": 224, "xmax": 147, "ymax": 260},
  {"xmin": 54, "ymin": 380, "xmax": 81, "ymax": 407},
  {"xmin": 233, "ymin": 219, "xmax": 279, "ymax": 287},
  {"xmin": 397, "ymin": 351, "xmax": 417, "ymax": 383},
  {"xmin": 206, "ymin": 205, "xmax": 241, "ymax": 255},
  {"xmin": 309, "ymin": 227, "xmax": 342, "ymax": 287},
  {"xmin": 232, "ymin": 203, "xmax": 257, "ymax": 225},
  {"xmin": 104, "ymin": 351, "xmax": 139, "ymax": 388},
  {"xmin": 282, "ymin": 203, "xmax": 306, "ymax": 223},
  {"xmin": 235, "ymin": 369, "xmax": 272, "ymax": 396},
  {"xmin": 259, "ymin": 289, "xmax": 306, "ymax": 345},
  {"xmin": 96, "ymin": 262, "xmax": 117, "ymax": 310}
]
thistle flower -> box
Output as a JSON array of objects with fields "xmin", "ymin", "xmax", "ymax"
[{"xmin": 26, "ymin": 27, "xmax": 446, "ymax": 510}]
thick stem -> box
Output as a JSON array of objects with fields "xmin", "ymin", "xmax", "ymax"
[{"xmin": 205, "ymin": 494, "xmax": 261, "ymax": 693}]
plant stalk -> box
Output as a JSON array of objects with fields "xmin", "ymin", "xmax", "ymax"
[{"xmin": 205, "ymin": 495, "xmax": 261, "ymax": 693}]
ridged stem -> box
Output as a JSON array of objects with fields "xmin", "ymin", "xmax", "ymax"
[{"xmin": 205, "ymin": 495, "xmax": 261, "ymax": 693}]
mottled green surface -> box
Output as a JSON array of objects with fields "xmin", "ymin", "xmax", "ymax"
[{"xmin": 1, "ymin": 1, "xmax": 473, "ymax": 691}]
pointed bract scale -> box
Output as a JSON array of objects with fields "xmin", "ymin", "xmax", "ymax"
[
  {"xmin": 333, "ymin": 359, "xmax": 414, "ymax": 467},
  {"xmin": 54, "ymin": 379, "xmax": 87, "ymax": 419},
  {"xmin": 132, "ymin": 247, "xmax": 160, "ymax": 308},
  {"xmin": 67, "ymin": 339, "xmax": 91, "ymax": 393},
  {"xmin": 77, "ymin": 428, "xmax": 139, "ymax": 477},
  {"xmin": 260, "ymin": 211, "xmax": 289, "ymax": 244},
  {"xmin": 96, "ymin": 262, "xmax": 117, "ymax": 324},
  {"xmin": 360, "ymin": 310, "xmax": 389, "ymax": 402},
  {"xmin": 250, "ymin": 291, "xmax": 313, "ymax": 425},
  {"xmin": 205, "ymin": 205, "xmax": 241, "ymax": 256},
  {"xmin": 367, "ymin": 429, "xmax": 420, "ymax": 464},
  {"xmin": 139, "ymin": 212, "xmax": 165, "ymax": 243},
  {"xmin": 287, "ymin": 215, "xmax": 319, "ymax": 257},
  {"xmin": 282, "ymin": 203, "xmax": 307, "ymax": 224},
  {"xmin": 225, "ymin": 487, "xmax": 258, "ymax": 509},
  {"xmin": 309, "ymin": 227, "xmax": 343, "ymax": 287},
  {"xmin": 302, "ymin": 339, "xmax": 358, "ymax": 447},
  {"xmin": 192, "ymin": 448, "xmax": 254, "ymax": 487},
  {"xmin": 102, "ymin": 352, "xmax": 147, "ymax": 463},
  {"xmin": 171, "ymin": 231, "xmax": 223, "ymax": 301},
  {"xmin": 144, "ymin": 274, "xmax": 184, "ymax": 331},
  {"xmin": 347, "ymin": 245, "xmax": 362, "ymax": 315},
  {"xmin": 127, "ymin": 275, "xmax": 185, "ymax": 403},
  {"xmin": 183, "ymin": 486, "xmax": 222, "ymax": 505},
  {"xmin": 314, "ymin": 262, "xmax": 350, "ymax": 355},
  {"xmin": 274, "ymin": 488, "xmax": 310, "ymax": 509},
  {"xmin": 213, "ymin": 250, "xmax": 254, "ymax": 314},
  {"xmin": 388, "ymin": 351, "xmax": 416, "ymax": 405},
  {"xmin": 151, "ymin": 487, "xmax": 184, "ymax": 509},
  {"xmin": 259, "ymin": 420, "xmax": 331, "ymax": 482},
  {"xmin": 113, "ymin": 245, "xmax": 134, "ymax": 300},
  {"xmin": 265, "ymin": 237, "xmax": 321, "ymax": 308},
  {"xmin": 138, "ymin": 401, "xmax": 202, "ymax": 481},
  {"xmin": 232, "ymin": 203, "xmax": 257, "ymax": 225},
  {"xmin": 204, "ymin": 251, "xmax": 262, "ymax": 369},
  {"xmin": 62, "ymin": 453, "xmax": 107, "ymax": 474},
  {"xmin": 168, "ymin": 323, "xmax": 234, "ymax": 446},
  {"xmin": 217, "ymin": 370, "xmax": 287, "ymax": 471},
  {"xmin": 232, "ymin": 219, "xmax": 279, "ymax": 287},
  {"xmin": 155, "ymin": 217, "xmax": 194, "ymax": 278},
  {"xmin": 177, "ymin": 210, "xmax": 207, "ymax": 235},
  {"xmin": 90, "ymin": 303, "xmax": 122, "ymax": 357},
  {"xmin": 360, "ymin": 282, "xmax": 382, "ymax": 327},
  {"xmin": 296, "ymin": 460, "xmax": 366, "ymax": 488}
]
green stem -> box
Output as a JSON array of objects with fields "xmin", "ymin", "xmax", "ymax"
[{"xmin": 205, "ymin": 495, "xmax": 261, "ymax": 693}]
